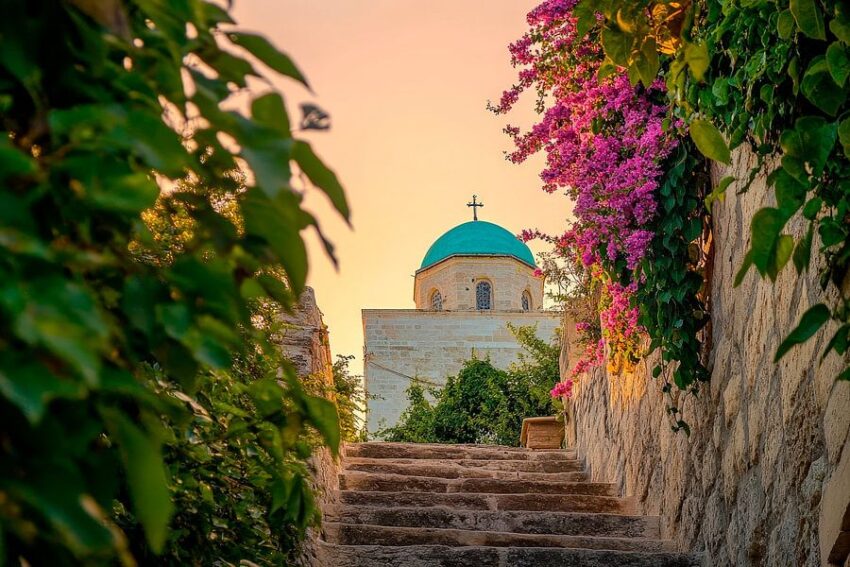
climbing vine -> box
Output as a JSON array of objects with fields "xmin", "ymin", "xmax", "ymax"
[
  {"xmin": 496, "ymin": 0, "xmax": 711, "ymax": 431},
  {"xmin": 499, "ymin": 0, "xmax": 850, "ymax": 433},
  {"xmin": 582, "ymin": 0, "xmax": 850, "ymax": 379}
]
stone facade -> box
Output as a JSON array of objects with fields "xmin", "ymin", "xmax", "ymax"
[
  {"xmin": 364, "ymin": 309, "xmax": 561, "ymax": 433},
  {"xmin": 566, "ymin": 148, "xmax": 850, "ymax": 566},
  {"xmin": 413, "ymin": 256, "xmax": 544, "ymax": 311}
]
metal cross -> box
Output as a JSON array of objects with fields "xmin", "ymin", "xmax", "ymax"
[{"xmin": 467, "ymin": 194, "xmax": 484, "ymax": 221}]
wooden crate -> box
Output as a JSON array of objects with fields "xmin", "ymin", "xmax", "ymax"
[{"xmin": 520, "ymin": 416, "xmax": 565, "ymax": 449}]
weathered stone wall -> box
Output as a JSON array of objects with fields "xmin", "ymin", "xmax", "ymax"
[
  {"xmin": 413, "ymin": 256, "xmax": 544, "ymax": 311},
  {"xmin": 364, "ymin": 308, "xmax": 562, "ymax": 433},
  {"xmin": 276, "ymin": 288, "xmax": 342, "ymax": 566},
  {"xmin": 567, "ymin": 148, "xmax": 850, "ymax": 566}
]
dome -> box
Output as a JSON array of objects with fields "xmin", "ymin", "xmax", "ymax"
[{"xmin": 419, "ymin": 221, "xmax": 536, "ymax": 271}]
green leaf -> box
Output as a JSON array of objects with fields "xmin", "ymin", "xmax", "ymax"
[
  {"xmin": 773, "ymin": 235, "xmax": 795, "ymax": 276},
  {"xmin": 304, "ymin": 394, "xmax": 340, "ymax": 456},
  {"xmin": 779, "ymin": 116, "xmax": 836, "ymax": 175},
  {"xmin": 634, "ymin": 37, "xmax": 659, "ymax": 87},
  {"xmin": 705, "ymin": 175, "xmax": 735, "ymax": 208},
  {"xmin": 830, "ymin": 5, "xmax": 850, "ymax": 43},
  {"xmin": 247, "ymin": 378, "xmax": 286, "ymax": 417},
  {"xmin": 0, "ymin": 362, "xmax": 85, "ymax": 423},
  {"xmin": 777, "ymin": 9, "xmax": 796, "ymax": 39},
  {"xmin": 601, "ymin": 27, "xmax": 632, "ymax": 66},
  {"xmin": 690, "ymin": 119, "xmax": 731, "ymax": 164},
  {"xmin": 801, "ymin": 56, "xmax": 847, "ymax": 116},
  {"xmin": 104, "ymin": 411, "xmax": 173, "ymax": 553},
  {"xmin": 90, "ymin": 172, "xmax": 159, "ymax": 213},
  {"xmin": 775, "ymin": 303, "xmax": 831, "ymax": 361},
  {"xmin": 823, "ymin": 324, "xmax": 850, "ymax": 357},
  {"xmin": 826, "ymin": 42, "xmax": 850, "ymax": 86},
  {"xmin": 683, "ymin": 41, "xmax": 709, "ymax": 81},
  {"xmin": 790, "ymin": 0, "xmax": 826, "ymax": 40},
  {"xmin": 750, "ymin": 207, "xmax": 787, "ymax": 276},
  {"xmin": 793, "ymin": 224, "xmax": 814, "ymax": 273},
  {"xmin": 228, "ymin": 32, "xmax": 310, "ymax": 89},
  {"xmin": 291, "ymin": 140, "xmax": 350, "ymax": 221},
  {"xmin": 772, "ymin": 169, "xmax": 806, "ymax": 215},
  {"xmin": 803, "ymin": 198, "xmax": 822, "ymax": 220},
  {"xmin": 0, "ymin": 137, "xmax": 37, "ymax": 179},
  {"xmin": 838, "ymin": 117, "xmax": 850, "ymax": 158},
  {"xmin": 734, "ymin": 250, "xmax": 754, "ymax": 287},
  {"xmin": 252, "ymin": 92, "xmax": 291, "ymax": 135},
  {"xmin": 241, "ymin": 188, "xmax": 309, "ymax": 294},
  {"xmin": 839, "ymin": 367, "xmax": 850, "ymax": 381},
  {"xmin": 819, "ymin": 219, "xmax": 847, "ymax": 246},
  {"xmin": 574, "ymin": 0, "xmax": 596, "ymax": 38}
]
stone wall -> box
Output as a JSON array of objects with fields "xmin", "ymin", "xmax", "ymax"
[
  {"xmin": 567, "ymin": 148, "xmax": 850, "ymax": 566},
  {"xmin": 413, "ymin": 256, "xmax": 544, "ymax": 311},
  {"xmin": 364, "ymin": 308, "xmax": 562, "ymax": 433},
  {"xmin": 276, "ymin": 288, "xmax": 342, "ymax": 566}
]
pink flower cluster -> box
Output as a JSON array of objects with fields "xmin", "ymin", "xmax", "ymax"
[
  {"xmin": 496, "ymin": 0, "xmax": 676, "ymax": 375},
  {"xmin": 569, "ymin": 339, "xmax": 605, "ymax": 378},
  {"xmin": 550, "ymin": 379, "xmax": 574, "ymax": 399}
]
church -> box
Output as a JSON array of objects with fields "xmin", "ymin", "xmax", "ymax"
[{"xmin": 363, "ymin": 197, "xmax": 562, "ymax": 433}]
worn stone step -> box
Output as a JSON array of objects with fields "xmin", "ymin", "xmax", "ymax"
[
  {"xmin": 317, "ymin": 542, "xmax": 703, "ymax": 567},
  {"xmin": 345, "ymin": 442, "xmax": 575, "ymax": 461},
  {"xmin": 340, "ymin": 491, "xmax": 637, "ymax": 515},
  {"xmin": 346, "ymin": 456, "xmax": 584, "ymax": 473},
  {"xmin": 325, "ymin": 523, "xmax": 673, "ymax": 552},
  {"xmin": 343, "ymin": 459, "xmax": 586, "ymax": 481},
  {"xmin": 339, "ymin": 472, "xmax": 615, "ymax": 496},
  {"xmin": 328, "ymin": 506, "xmax": 660, "ymax": 539}
]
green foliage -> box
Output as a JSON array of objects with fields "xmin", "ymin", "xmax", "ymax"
[
  {"xmin": 589, "ymin": 0, "xmax": 850, "ymax": 382},
  {"xmin": 381, "ymin": 326, "xmax": 561, "ymax": 447},
  {"xmin": 331, "ymin": 355, "xmax": 368, "ymax": 442},
  {"xmin": 0, "ymin": 1, "xmax": 347, "ymax": 564},
  {"xmin": 637, "ymin": 143, "xmax": 710, "ymax": 416}
]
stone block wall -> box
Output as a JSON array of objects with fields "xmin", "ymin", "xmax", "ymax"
[
  {"xmin": 364, "ymin": 309, "xmax": 561, "ymax": 433},
  {"xmin": 413, "ymin": 256, "xmax": 544, "ymax": 311},
  {"xmin": 567, "ymin": 148, "xmax": 850, "ymax": 566}
]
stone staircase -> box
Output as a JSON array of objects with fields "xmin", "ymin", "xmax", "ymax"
[{"xmin": 318, "ymin": 442, "xmax": 703, "ymax": 566}]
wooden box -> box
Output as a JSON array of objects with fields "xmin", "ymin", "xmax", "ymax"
[{"xmin": 520, "ymin": 416, "xmax": 565, "ymax": 449}]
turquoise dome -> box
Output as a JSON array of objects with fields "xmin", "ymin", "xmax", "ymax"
[{"xmin": 419, "ymin": 221, "xmax": 536, "ymax": 270}]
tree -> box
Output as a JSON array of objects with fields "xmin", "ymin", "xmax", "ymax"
[
  {"xmin": 381, "ymin": 326, "xmax": 560, "ymax": 446},
  {"xmin": 0, "ymin": 1, "xmax": 347, "ymax": 564}
]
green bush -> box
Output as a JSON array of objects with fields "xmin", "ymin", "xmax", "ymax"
[{"xmin": 381, "ymin": 325, "xmax": 560, "ymax": 446}]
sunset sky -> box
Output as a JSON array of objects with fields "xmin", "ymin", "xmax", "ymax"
[{"xmin": 232, "ymin": 0, "xmax": 572, "ymax": 372}]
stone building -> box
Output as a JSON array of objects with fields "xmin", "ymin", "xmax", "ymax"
[{"xmin": 363, "ymin": 212, "xmax": 561, "ymax": 434}]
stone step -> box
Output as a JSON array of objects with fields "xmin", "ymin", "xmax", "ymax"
[
  {"xmin": 328, "ymin": 506, "xmax": 660, "ymax": 539},
  {"xmin": 340, "ymin": 491, "xmax": 637, "ymax": 515},
  {"xmin": 325, "ymin": 523, "xmax": 673, "ymax": 553},
  {"xmin": 343, "ymin": 459, "xmax": 586, "ymax": 481},
  {"xmin": 339, "ymin": 472, "xmax": 615, "ymax": 496},
  {"xmin": 318, "ymin": 542, "xmax": 703, "ymax": 567},
  {"xmin": 345, "ymin": 442, "xmax": 575, "ymax": 461},
  {"xmin": 346, "ymin": 456, "xmax": 584, "ymax": 473}
]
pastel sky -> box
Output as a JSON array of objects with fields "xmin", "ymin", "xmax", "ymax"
[{"xmin": 232, "ymin": 0, "xmax": 572, "ymax": 372}]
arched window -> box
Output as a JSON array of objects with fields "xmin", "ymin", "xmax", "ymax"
[
  {"xmin": 475, "ymin": 281, "xmax": 492, "ymax": 310},
  {"xmin": 521, "ymin": 290, "xmax": 531, "ymax": 311},
  {"xmin": 430, "ymin": 290, "xmax": 443, "ymax": 310}
]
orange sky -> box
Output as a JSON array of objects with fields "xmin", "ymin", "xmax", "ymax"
[{"xmin": 232, "ymin": 0, "xmax": 572, "ymax": 371}]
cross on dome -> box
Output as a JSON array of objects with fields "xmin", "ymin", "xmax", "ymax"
[{"xmin": 466, "ymin": 194, "xmax": 484, "ymax": 221}]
